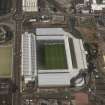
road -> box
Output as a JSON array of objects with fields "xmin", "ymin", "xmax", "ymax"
[
  {"xmin": 12, "ymin": 20, "xmax": 22, "ymax": 105},
  {"xmin": 12, "ymin": 0, "xmax": 23, "ymax": 105}
]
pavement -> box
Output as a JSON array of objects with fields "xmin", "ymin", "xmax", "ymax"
[{"xmin": 75, "ymin": 92, "xmax": 93, "ymax": 105}]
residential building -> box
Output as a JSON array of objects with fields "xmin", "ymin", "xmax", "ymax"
[{"xmin": 22, "ymin": 0, "xmax": 38, "ymax": 12}]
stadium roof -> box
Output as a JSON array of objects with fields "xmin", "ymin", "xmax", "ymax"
[{"xmin": 36, "ymin": 28, "xmax": 68, "ymax": 36}]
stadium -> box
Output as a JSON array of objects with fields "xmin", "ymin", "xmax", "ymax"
[{"xmin": 21, "ymin": 28, "xmax": 87, "ymax": 87}]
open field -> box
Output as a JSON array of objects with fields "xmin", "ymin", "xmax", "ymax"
[
  {"xmin": 37, "ymin": 43, "xmax": 67, "ymax": 70},
  {"xmin": 76, "ymin": 17, "xmax": 97, "ymax": 42},
  {"xmin": 0, "ymin": 46, "xmax": 12, "ymax": 77}
]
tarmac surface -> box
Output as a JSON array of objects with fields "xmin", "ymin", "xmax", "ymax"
[{"xmin": 75, "ymin": 92, "xmax": 93, "ymax": 105}]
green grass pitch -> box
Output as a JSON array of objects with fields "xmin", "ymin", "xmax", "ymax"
[
  {"xmin": 38, "ymin": 44, "xmax": 67, "ymax": 70},
  {"xmin": 0, "ymin": 46, "xmax": 12, "ymax": 77}
]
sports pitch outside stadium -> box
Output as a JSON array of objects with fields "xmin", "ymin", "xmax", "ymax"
[
  {"xmin": 37, "ymin": 42, "xmax": 68, "ymax": 70},
  {"xmin": 0, "ymin": 46, "xmax": 12, "ymax": 77}
]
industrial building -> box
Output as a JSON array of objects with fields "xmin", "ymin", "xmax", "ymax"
[{"xmin": 91, "ymin": 0, "xmax": 105, "ymax": 11}]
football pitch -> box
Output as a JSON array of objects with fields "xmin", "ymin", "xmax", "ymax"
[
  {"xmin": 37, "ymin": 44, "xmax": 67, "ymax": 70},
  {"xmin": 0, "ymin": 46, "xmax": 12, "ymax": 77}
]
